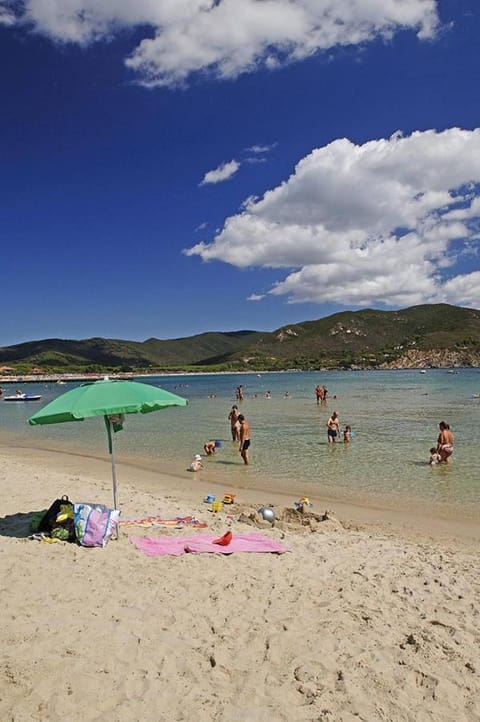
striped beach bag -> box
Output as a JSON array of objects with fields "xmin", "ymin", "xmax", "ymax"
[{"xmin": 74, "ymin": 503, "xmax": 120, "ymax": 547}]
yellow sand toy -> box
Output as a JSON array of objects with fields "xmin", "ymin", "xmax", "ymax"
[
  {"xmin": 294, "ymin": 497, "xmax": 313, "ymax": 508},
  {"xmin": 211, "ymin": 501, "xmax": 223, "ymax": 512}
]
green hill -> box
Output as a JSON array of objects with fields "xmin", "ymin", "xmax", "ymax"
[
  {"xmin": 1, "ymin": 304, "xmax": 480, "ymax": 372},
  {"xmin": 234, "ymin": 304, "xmax": 480, "ymax": 368},
  {"xmin": 0, "ymin": 330, "xmax": 264, "ymax": 372}
]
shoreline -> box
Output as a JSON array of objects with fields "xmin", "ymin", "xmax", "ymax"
[
  {"xmin": 2, "ymin": 441, "xmax": 478, "ymax": 545},
  {"xmin": 1, "ymin": 364, "xmax": 478, "ymax": 385}
]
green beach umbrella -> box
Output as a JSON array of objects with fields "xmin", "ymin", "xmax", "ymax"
[{"xmin": 29, "ymin": 377, "xmax": 188, "ymax": 509}]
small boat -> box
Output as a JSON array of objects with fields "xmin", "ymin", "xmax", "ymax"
[
  {"xmin": 4, "ymin": 393, "xmax": 42, "ymax": 401},
  {"xmin": 419, "ymin": 370, "xmax": 427, "ymax": 374}
]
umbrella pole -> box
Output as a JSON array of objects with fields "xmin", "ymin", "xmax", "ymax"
[
  {"xmin": 108, "ymin": 418, "xmax": 119, "ymax": 510},
  {"xmin": 107, "ymin": 418, "xmax": 120, "ymax": 541}
]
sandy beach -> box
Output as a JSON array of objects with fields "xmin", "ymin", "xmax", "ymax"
[{"xmin": 0, "ymin": 444, "xmax": 479, "ymax": 722}]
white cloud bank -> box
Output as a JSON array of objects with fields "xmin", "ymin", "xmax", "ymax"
[
  {"xmin": 9, "ymin": 0, "xmax": 439, "ymax": 86},
  {"xmin": 185, "ymin": 128, "xmax": 480, "ymax": 309}
]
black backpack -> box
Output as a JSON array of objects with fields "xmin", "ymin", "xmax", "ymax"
[{"xmin": 38, "ymin": 495, "xmax": 76, "ymax": 542}]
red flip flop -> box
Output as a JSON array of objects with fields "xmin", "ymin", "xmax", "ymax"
[{"xmin": 212, "ymin": 531, "xmax": 232, "ymax": 546}]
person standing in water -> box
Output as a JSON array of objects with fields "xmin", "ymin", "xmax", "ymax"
[
  {"xmin": 228, "ymin": 405, "xmax": 240, "ymax": 441},
  {"xmin": 326, "ymin": 411, "xmax": 340, "ymax": 443},
  {"xmin": 238, "ymin": 414, "xmax": 251, "ymax": 465},
  {"xmin": 322, "ymin": 386, "xmax": 328, "ymax": 405}
]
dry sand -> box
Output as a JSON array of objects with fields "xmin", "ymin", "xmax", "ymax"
[{"xmin": 0, "ymin": 444, "xmax": 479, "ymax": 722}]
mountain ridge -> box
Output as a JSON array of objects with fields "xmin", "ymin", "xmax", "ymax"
[{"xmin": 1, "ymin": 304, "xmax": 480, "ymax": 372}]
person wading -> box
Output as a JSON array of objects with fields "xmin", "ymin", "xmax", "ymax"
[{"xmin": 238, "ymin": 414, "xmax": 251, "ymax": 465}]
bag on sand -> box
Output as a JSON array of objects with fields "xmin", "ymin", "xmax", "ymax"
[
  {"xmin": 74, "ymin": 503, "xmax": 120, "ymax": 548},
  {"xmin": 37, "ymin": 495, "xmax": 76, "ymax": 542}
]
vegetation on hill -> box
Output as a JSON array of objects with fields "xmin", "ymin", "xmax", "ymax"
[{"xmin": 1, "ymin": 304, "xmax": 480, "ymax": 374}]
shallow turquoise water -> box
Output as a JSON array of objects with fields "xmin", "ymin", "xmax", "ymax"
[{"xmin": 1, "ymin": 369, "xmax": 479, "ymax": 517}]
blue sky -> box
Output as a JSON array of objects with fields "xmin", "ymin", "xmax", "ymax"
[{"xmin": 1, "ymin": 0, "xmax": 480, "ymax": 346}]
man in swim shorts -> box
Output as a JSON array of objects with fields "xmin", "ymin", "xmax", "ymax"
[
  {"xmin": 327, "ymin": 411, "xmax": 340, "ymax": 443},
  {"xmin": 238, "ymin": 414, "xmax": 251, "ymax": 465}
]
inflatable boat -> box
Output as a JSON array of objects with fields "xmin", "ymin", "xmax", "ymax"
[{"xmin": 4, "ymin": 393, "xmax": 42, "ymax": 401}]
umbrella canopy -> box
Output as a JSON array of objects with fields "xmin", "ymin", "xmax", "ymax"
[{"xmin": 29, "ymin": 378, "xmax": 188, "ymax": 509}]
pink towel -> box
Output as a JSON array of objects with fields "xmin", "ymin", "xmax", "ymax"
[{"xmin": 130, "ymin": 532, "xmax": 290, "ymax": 557}]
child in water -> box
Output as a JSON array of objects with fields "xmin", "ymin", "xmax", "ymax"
[
  {"xmin": 189, "ymin": 454, "xmax": 204, "ymax": 472},
  {"xmin": 204, "ymin": 440, "xmax": 221, "ymax": 456},
  {"xmin": 343, "ymin": 425, "xmax": 352, "ymax": 443},
  {"xmin": 429, "ymin": 447, "xmax": 441, "ymax": 465}
]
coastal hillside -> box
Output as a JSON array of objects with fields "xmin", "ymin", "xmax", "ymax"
[
  {"xmin": 0, "ymin": 331, "xmax": 263, "ymax": 371},
  {"xmin": 232, "ymin": 304, "xmax": 480, "ymax": 369},
  {"xmin": 1, "ymin": 304, "xmax": 480, "ymax": 372}
]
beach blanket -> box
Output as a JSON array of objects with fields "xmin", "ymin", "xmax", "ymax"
[
  {"xmin": 120, "ymin": 516, "xmax": 207, "ymax": 529},
  {"xmin": 129, "ymin": 532, "xmax": 290, "ymax": 556}
]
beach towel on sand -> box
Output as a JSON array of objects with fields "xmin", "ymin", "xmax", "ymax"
[
  {"xmin": 129, "ymin": 532, "xmax": 290, "ymax": 557},
  {"xmin": 120, "ymin": 516, "xmax": 207, "ymax": 529}
]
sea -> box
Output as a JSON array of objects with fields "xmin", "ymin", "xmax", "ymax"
[{"xmin": 1, "ymin": 369, "xmax": 479, "ymax": 519}]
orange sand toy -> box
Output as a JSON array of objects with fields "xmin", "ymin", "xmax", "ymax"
[{"xmin": 222, "ymin": 493, "xmax": 236, "ymax": 504}]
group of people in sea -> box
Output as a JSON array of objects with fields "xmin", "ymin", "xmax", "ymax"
[
  {"xmin": 189, "ymin": 381, "xmax": 453, "ymax": 473},
  {"xmin": 315, "ymin": 384, "xmax": 328, "ymax": 406},
  {"xmin": 189, "ymin": 400, "xmax": 251, "ymax": 471}
]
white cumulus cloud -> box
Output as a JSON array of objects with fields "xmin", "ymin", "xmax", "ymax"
[
  {"xmin": 200, "ymin": 159, "xmax": 240, "ymax": 185},
  {"xmin": 185, "ymin": 128, "xmax": 480, "ymax": 309},
  {"xmin": 7, "ymin": 0, "xmax": 439, "ymax": 86}
]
